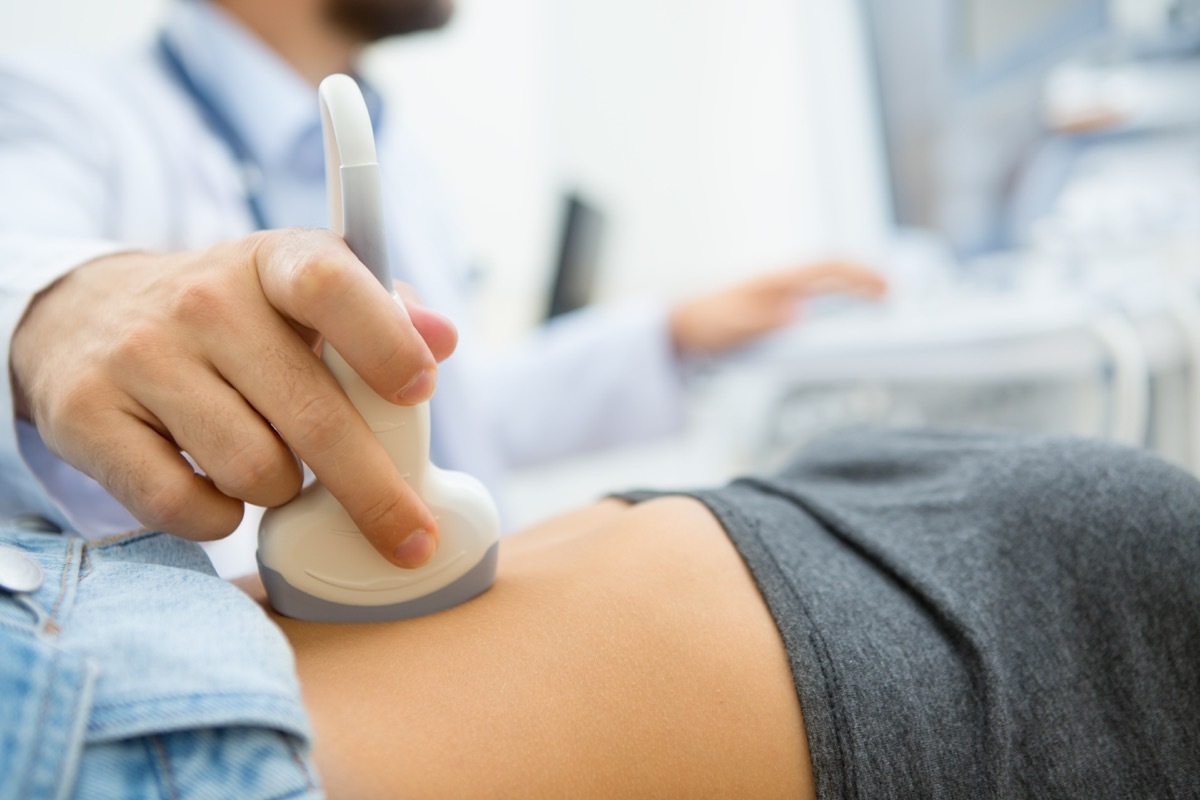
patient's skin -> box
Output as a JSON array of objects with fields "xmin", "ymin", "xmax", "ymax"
[{"xmin": 269, "ymin": 497, "xmax": 815, "ymax": 799}]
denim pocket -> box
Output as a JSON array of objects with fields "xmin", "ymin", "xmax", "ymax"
[{"xmin": 71, "ymin": 533, "xmax": 313, "ymax": 746}]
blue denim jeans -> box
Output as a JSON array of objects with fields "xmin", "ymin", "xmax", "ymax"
[{"xmin": 0, "ymin": 527, "xmax": 322, "ymax": 799}]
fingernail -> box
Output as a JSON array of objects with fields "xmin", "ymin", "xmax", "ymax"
[
  {"xmin": 397, "ymin": 367, "xmax": 436, "ymax": 403},
  {"xmin": 393, "ymin": 528, "xmax": 434, "ymax": 567}
]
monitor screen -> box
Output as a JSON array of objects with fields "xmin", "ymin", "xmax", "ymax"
[
  {"xmin": 957, "ymin": 0, "xmax": 1108, "ymax": 91},
  {"xmin": 862, "ymin": 0, "xmax": 1109, "ymax": 255},
  {"xmin": 545, "ymin": 191, "xmax": 606, "ymax": 320}
]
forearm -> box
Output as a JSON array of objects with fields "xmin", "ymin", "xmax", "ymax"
[
  {"xmin": 0, "ymin": 236, "xmax": 129, "ymax": 529},
  {"xmin": 477, "ymin": 299, "xmax": 687, "ymax": 467}
]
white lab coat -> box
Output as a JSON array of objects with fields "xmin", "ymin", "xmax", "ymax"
[{"xmin": 0, "ymin": 1, "xmax": 686, "ymax": 541}]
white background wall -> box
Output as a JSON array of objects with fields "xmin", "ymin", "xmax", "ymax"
[{"xmin": 365, "ymin": 0, "xmax": 891, "ymax": 337}]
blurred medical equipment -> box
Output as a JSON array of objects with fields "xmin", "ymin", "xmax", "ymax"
[
  {"xmin": 494, "ymin": 0, "xmax": 1200, "ymax": 530},
  {"xmin": 258, "ymin": 75, "xmax": 500, "ymax": 623},
  {"xmin": 702, "ymin": 0, "xmax": 1200, "ymax": 475},
  {"xmin": 545, "ymin": 191, "xmax": 607, "ymax": 320}
]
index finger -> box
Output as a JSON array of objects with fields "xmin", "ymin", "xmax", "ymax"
[
  {"xmin": 230, "ymin": 230, "xmax": 441, "ymax": 566},
  {"xmin": 254, "ymin": 229, "xmax": 440, "ymax": 405},
  {"xmin": 213, "ymin": 310, "xmax": 439, "ymax": 568}
]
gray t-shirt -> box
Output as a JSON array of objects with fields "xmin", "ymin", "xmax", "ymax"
[{"xmin": 621, "ymin": 429, "xmax": 1200, "ymax": 798}]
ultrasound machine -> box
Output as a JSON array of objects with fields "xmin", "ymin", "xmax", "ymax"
[{"xmin": 707, "ymin": 0, "xmax": 1200, "ymax": 475}]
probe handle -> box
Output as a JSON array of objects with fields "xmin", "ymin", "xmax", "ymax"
[{"xmin": 257, "ymin": 75, "xmax": 500, "ymax": 622}]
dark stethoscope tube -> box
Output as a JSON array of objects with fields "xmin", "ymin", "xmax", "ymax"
[{"xmin": 157, "ymin": 35, "xmax": 271, "ymax": 231}]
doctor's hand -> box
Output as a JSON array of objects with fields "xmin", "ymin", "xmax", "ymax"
[
  {"xmin": 10, "ymin": 229, "xmax": 455, "ymax": 568},
  {"xmin": 668, "ymin": 260, "xmax": 887, "ymax": 355}
]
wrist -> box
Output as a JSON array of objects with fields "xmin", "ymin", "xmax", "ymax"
[
  {"xmin": 11, "ymin": 271, "xmax": 73, "ymax": 422},
  {"xmin": 10, "ymin": 250, "xmax": 145, "ymax": 422},
  {"xmin": 668, "ymin": 302, "xmax": 701, "ymax": 358}
]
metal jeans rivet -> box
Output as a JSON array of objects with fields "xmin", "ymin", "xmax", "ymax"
[{"xmin": 0, "ymin": 545, "xmax": 44, "ymax": 594}]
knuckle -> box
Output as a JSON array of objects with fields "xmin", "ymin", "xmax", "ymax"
[
  {"xmin": 371, "ymin": 340, "xmax": 424, "ymax": 387},
  {"xmin": 46, "ymin": 371, "xmax": 111, "ymax": 435},
  {"xmin": 106, "ymin": 321, "xmax": 160, "ymax": 365},
  {"xmin": 271, "ymin": 226, "xmax": 328, "ymax": 251},
  {"xmin": 216, "ymin": 440, "xmax": 274, "ymax": 495},
  {"xmin": 137, "ymin": 477, "xmax": 194, "ymax": 532},
  {"xmin": 240, "ymin": 228, "xmax": 276, "ymax": 256},
  {"xmin": 355, "ymin": 489, "xmax": 410, "ymax": 534},
  {"xmin": 259, "ymin": 227, "xmax": 330, "ymax": 272},
  {"xmin": 290, "ymin": 247, "xmax": 352, "ymax": 304},
  {"xmin": 289, "ymin": 391, "xmax": 352, "ymax": 457},
  {"xmin": 218, "ymin": 440, "xmax": 295, "ymax": 500},
  {"xmin": 168, "ymin": 278, "xmax": 229, "ymax": 328}
]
